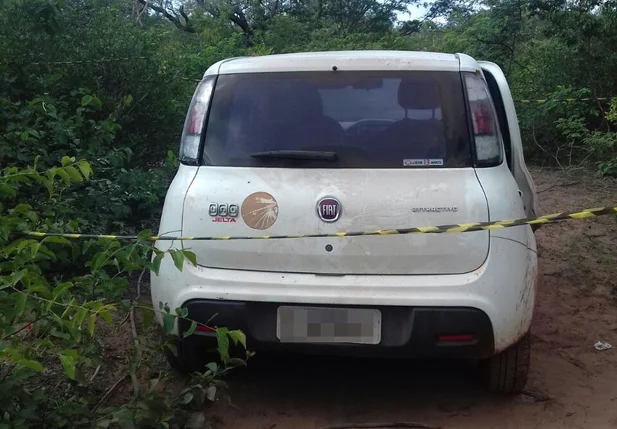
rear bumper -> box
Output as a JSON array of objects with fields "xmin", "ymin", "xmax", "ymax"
[
  {"xmin": 151, "ymin": 230, "xmax": 537, "ymax": 356},
  {"xmin": 180, "ymin": 300, "xmax": 495, "ymax": 358}
]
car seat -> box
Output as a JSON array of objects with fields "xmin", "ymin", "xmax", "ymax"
[
  {"xmin": 254, "ymin": 80, "xmax": 345, "ymax": 151},
  {"xmin": 379, "ymin": 78, "xmax": 447, "ymax": 162}
]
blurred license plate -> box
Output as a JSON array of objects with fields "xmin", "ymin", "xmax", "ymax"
[{"xmin": 276, "ymin": 306, "xmax": 381, "ymax": 344}]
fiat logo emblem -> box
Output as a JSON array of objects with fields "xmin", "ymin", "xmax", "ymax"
[{"xmin": 317, "ymin": 197, "xmax": 341, "ymax": 222}]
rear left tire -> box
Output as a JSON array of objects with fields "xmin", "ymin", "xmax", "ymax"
[{"xmin": 165, "ymin": 335, "xmax": 219, "ymax": 375}]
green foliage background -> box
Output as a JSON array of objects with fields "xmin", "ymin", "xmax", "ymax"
[
  {"xmin": 4, "ymin": 0, "xmax": 617, "ymax": 230},
  {"xmin": 2, "ymin": 0, "xmax": 617, "ymax": 426}
]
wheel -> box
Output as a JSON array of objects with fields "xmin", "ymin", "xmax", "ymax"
[
  {"xmin": 481, "ymin": 331, "xmax": 530, "ymax": 394},
  {"xmin": 165, "ymin": 335, "xmax": 220, "ymax": 375}
]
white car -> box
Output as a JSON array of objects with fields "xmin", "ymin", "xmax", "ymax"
[{"xmin": 151, "ymin": 50, "xmax": 539, "ymax": 394}]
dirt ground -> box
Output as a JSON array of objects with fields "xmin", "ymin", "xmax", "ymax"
[{"xmin": 209, "ymin": 167, "xmax": 617, "ymax": 429}]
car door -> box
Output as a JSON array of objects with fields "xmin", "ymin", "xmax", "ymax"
[{"xmin": 478, "ymin": 61, "xmax": 538, "ymax": 218}]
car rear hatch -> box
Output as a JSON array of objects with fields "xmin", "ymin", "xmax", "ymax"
[{"xmin": 180, "ymin": 68, "xmax": 490, "ymax": 275}]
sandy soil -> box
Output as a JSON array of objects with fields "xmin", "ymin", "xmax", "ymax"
[{"xmin": 209, "ymin": 167, "xmax": 617, "ymax": 429}]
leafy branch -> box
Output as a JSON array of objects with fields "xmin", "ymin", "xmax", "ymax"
[{"xmin": 0, "ymin": 159, "xmax": 248, "ymax": 428}]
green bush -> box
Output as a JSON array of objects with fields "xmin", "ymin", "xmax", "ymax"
[
  {"xmin": 0, "ymin": 90, "xmax": 168, "ymax": 235},
  {"xmin": 0, "ymin": 159, "xmax": 248, "ymax": 428}
]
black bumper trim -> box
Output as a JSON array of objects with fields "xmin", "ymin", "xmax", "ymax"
[{"xmin": 179, "ymin": 300, "xmax": 495, "ymax": 359}]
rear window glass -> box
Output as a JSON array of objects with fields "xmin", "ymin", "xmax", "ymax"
[{"xmin": 203, "ymin": 71, "xmax": 472, "ymax": 168}]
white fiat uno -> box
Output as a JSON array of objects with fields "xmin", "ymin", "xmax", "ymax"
[{"xmin": 151, "ymin": 50, "xmax": 539, "ymax": 394}]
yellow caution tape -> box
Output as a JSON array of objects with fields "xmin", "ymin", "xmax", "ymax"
[
  {"xmin": 517, "ymin": 97, "xmax": 610, "ymax": 104},
  {"xmin": 20, "ymin": 206, "xmax": 617, "ymax": 242},
  {"xmin": 26, "ymin": 57, "xmax": 149, "ymax": 65}
]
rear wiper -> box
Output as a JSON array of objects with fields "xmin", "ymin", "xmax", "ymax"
[{"xmin": 250, "ymin": 150, "xmax": 338, "ymax": 161}]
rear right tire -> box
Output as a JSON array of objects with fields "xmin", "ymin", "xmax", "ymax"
[{"xmin": 481, "ymin": 331, "xmax": 531, "ymax": 394}]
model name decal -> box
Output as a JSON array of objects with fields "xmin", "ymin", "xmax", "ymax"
[
  {"xmin": 412, "ymin": 207, "xmax": 459, "ymax": 213},
  {"xmin": 209, "ymin": 203, "xmax": 239, "ymax": 217},
  {"xmin": 212, "ymin": 217, "xmax": 237, "ymax": 223}
]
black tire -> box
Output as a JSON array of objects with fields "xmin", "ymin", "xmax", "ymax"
[
  {"xmin": 165, "ymin": 335, "xmax": 220, "ymax": 375},
  {"xmin": 482, "ymin": 331, "xmax": 531, "ymax": 394}
]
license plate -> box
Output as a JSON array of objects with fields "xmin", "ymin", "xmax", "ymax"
[{"xmin": 276, "ymin": 306, "xmax": 382, "ymax": 344}]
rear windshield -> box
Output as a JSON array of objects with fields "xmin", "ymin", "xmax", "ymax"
[{"xmin": 202, "ymin": 71, "xmax": 472, "ymax": 168}]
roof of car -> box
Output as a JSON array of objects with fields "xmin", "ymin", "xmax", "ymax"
[{"xmin": 204, "ymin": 50, "xmax": 479, "ymax": 76}]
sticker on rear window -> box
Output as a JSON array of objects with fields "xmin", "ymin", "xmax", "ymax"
[{"xmin": 403, "ymin": 159, "xmax": 444, "ymax": 167}]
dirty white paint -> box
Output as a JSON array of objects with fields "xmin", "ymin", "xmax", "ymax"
[
  {"xmin": 180, "ymin": 166, "xmax": 490, "ymax": 275},
  {"xmin": 153, "ymin": 165, "xmax": 537, "ymax": 351},
  {"xmin": 156, "ymin": 163, "xmax": 198, "ymax": 251},
  {"xmin": 151, "ymin": 234, "xmax": 536, "ymax": 352},
  {"xmin": 151, "ymin": 50, "xmax": 539, "ymax": 354},
  {"xmin": 205, "ymin": 51, "xmax": 479, "ymax": 75},
  {"xmin": 479, "ymin": 60, "xmax": 538, "ymax": 217},
  {"xmin": 475, "ymin": 163, "xmax": 538, "ymax": 350}
]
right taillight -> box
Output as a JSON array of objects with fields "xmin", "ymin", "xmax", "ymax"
[
  {"xmin": 179, "ymin": 77, "xmax": 216, "ymax": 165},
  {"xmin": 464, "ymin": 73, "xmax": 503, "ymax": 166}
]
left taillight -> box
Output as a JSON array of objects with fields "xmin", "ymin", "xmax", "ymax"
[{"xmin": 179, "ymin": 77, "xmax": 216, "ymax": 165}]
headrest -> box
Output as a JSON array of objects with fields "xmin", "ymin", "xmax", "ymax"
[
  {"xmin": 270, "ymin": 80, "xmax": 323, "ymax": 118},
  {"xmin": 398, "ymin": 78, "xmax": 441, "ymax": 110}
]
